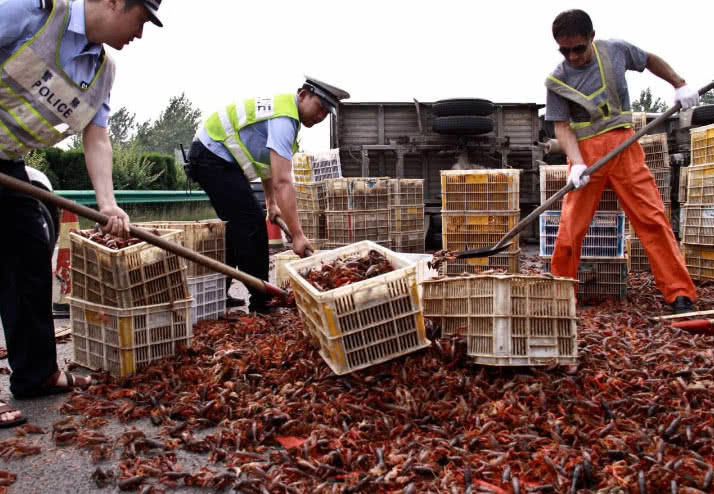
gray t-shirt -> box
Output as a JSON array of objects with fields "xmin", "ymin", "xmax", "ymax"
[{"xmin": 545, "ymin": 39, "xmax": 649, "ymax": 122}]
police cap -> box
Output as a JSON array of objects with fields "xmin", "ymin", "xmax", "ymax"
[
  {"xmin": 143, "ymin": 0, "xmax": 163, "ymax": 27},
  {"xmin": 301, "ymin": 76, "xmax": 350, "ymax": 114}
]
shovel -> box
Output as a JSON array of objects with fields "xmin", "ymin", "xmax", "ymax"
[
  {"xmin": 0, "ymin": 171, "xmax": 289, "ymax": 299},
  {"xmin": 458, "ymin": 80, "xmax": 714, "ymax": 259},
  {"xmin": 271, "ymin": 214, "xmax": 314, "ymax": 256}
]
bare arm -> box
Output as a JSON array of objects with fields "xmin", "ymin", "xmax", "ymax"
[
  {"xmin": 554, "ymin": 121, "xmax": 585, "ymax": 165},
  {"xmin": 645, "ymin": 53, "xmax": 686, "ymax": 89},
  {"xmin": 269, "ymin": 150, "xmax": 312, "ymax": 256},
  {"xmin": 82, "ymin": 123, "xmax": 130, "ymax": 236}
]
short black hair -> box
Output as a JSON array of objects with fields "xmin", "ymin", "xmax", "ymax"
[{"xmin": 552, "ymin": 9, "xmax": 594, "ymax": 40}]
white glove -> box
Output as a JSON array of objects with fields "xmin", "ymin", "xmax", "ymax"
[
  {"xmin": 674, "ymin": 84, "xmax": 699, "ymax": 110},
  {"xmin": 568, "ymin": 163, "xmax": 590, "ymax": 189}
]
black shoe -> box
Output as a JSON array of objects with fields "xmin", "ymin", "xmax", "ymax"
[
  {"xmin": 226, "ymin": 296, "xmax": 245, "ymax": 308},
  {"xmin": 671, "ymin": 296, "xmax": 694, "ymax": 315}
]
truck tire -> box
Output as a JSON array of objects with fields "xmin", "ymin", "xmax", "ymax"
[
  {"xmin": 432, "ymin": 115, "xmax": 494, "ymax": 135},
  {"xmin": 692, "ymin": 105, "xmax": 714, "ymax": 126},
  {"xmin": 432, "ymin": 99, "xmax": 494, "ymax": 117}
]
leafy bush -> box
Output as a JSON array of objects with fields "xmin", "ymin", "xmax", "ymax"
[
  {"xmin": 112, "ymin": 144, "xmax": 164, "ymax": 190},
  {"xmin": 24, "ymin": 149, "xmax": 59, "ymax": 188}
]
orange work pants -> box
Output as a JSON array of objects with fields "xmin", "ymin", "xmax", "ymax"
[{"xmin": 551, "ymin": 128, "xmax": 696, "ymax": 304}]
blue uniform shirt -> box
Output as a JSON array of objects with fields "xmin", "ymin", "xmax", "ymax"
[{"xmin": 0, "ymin": 0, "xmax": 111, "ymax": 127}]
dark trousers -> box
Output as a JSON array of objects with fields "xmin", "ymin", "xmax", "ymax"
[
  {"xmin": 187, "ymin": 141, "xmax": 269, "ymax": 309},
  {"xmin": 0, "ymin": 160, "xmax": 58, "ymax": 396}
]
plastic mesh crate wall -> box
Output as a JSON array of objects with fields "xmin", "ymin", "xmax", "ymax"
[
  {"xmin": 439, "ymin": 250, "xmax": 521, "ymax": 276},
  {"xmin": 441, "ymin": 169, "xmax": 520, "ymax": 211},
  {"xmin": 188, "ymin": 273, "xmax": 226, "ymax": 325},
  {"xmin": 422, "ymin": 274, "xmax": 577, "ymax": 366},
  {"xmin": 136, "ymin": 221, "xmax": 226, "ymax": 277},
  {"xmin": 326, "ymin": 178, "xmax": 390, "ymax": 211},
  {"xmin": 70, "ymin": 229, "xmax": 190, "ymax": 308},
  {"xmin": 540, "ymin": 211, "xmax": 625, "ymax": 258},
  {"xmin": 295, "ymin": 182, "xmax": 328, "ymax": 211},
  {"xmin": 285, "ymin": 241, "xmax": 430, "ymax": 375},
  {"xmin": 326, "ymin": 210, "xmax": 389, "ymax": 245},
  {"xmin": 539, "ymin": 165, "xmax": 620, "ymax": 211},
  {"xmin": 543, "ymin": 258, "xmax": 627, "ymax": 302},
  {"xmin": 683, "ymin": 244, "xmax": 714, "ymax": 281},
  {"xmin": 640, "ymin": 133, "xmax": 670, "ymax": 169},
  {"xmin": 442, "ymin": 211, "xmax": 521, "ymax": 253},
  {"xmin": 690, "ymin": 124, "xmax": 714, "ymax": 167},
  {"xmin": 686, "ymin": 163, "xmax": 714, "ymax": 204},
  {"xmin": 680, "ymin": 167, "xmax": 689, "ymax": 204},
  {"xmin": 389, "ymin": 179, "xmax": 424, "ymax": 206},
  {"xmin": 632, "ymin": 112, "xmax": 647, "ymax": 132},
  {"xmin": 390, "ymin": 205, "xmax": 424, "ymax": 233},
  {"xmin": 626, "ymin": 236, "xmax": 650, "ymax": 273},
  {"xmin": 70, "ymin": 298, "xmax": 192, "ymax": 377},
  {"xmin": 292, "ymin": 150, "xmax": 342, "ymax": 184},
  {"xmin": 297, "ymin": 210, "xmax": 327, "ymax": 248},
  {"xmin": 680, "ymin": 206, "xmax": 714, "ymax": 245},
  {"xmin": 390, "ymin": 231, "xmax": 424, "ymax": 253}
]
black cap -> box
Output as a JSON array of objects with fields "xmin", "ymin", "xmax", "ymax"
[
  {"xmin": 302, "ymin": 76, "xmax": 350, "ymax": 114},
  {"xmin": 143, "ymin": 0, "xmax": 163, "ymax": 27}
]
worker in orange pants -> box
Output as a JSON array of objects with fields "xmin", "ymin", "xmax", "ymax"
[{"xmin": 545, "ymin": 9, "xmax": 698, "ymax": 314}]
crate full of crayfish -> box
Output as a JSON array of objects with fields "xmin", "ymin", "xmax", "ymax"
[
  {"xmin": 69, "ymin": 229, "xmax": 190, "ymax": 309},
  {"xmin": 422, "ymin": 274, "xmax": 578, "ymax": 366},
  {"xmin": 285, "ymin": 240, "xmax": 430, "ymax": 375}
]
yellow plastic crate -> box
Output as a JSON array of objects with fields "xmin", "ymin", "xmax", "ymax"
[
  {"xmin": 442, "ymin": 211, "xmax": 520, "ymax": 253},
  {"xmin": 422, "ymin": 274, "xmax": 577, "ymax": 366},
  {"xmin": 439, "ymin": 250, "xmax": 520, "ymax": 276},
  {"xmin": 70, "ymin": 229, "xmax": 189, "ymax": 308},
  {"xmin": 539, "ymin": 165, "xmax": 620, "ymax": 211},
  {"xmin": 274, "ymin": 249, "xmax": 322, "ymax": 288},
  {"xmin": 295, "ymin": 182, "xmax": 327, "ymax": 212},
  {"xmin": 326, "ymin": 177, "xmax": 390, "ymax": 211},
  {"xmin": 292, "ymin": 150, "xmax": 342, "ymax": 184},
  {"xmin": 680, "ymin": 167, "xmax": 689, "ymax": 204},
  {"xmin": 390, "ymin": 205, "xmax": 424, "ymax": 233},
  {"xmin": 690, "ymin": 124, "xmax": 714, "ymax": 167},
  {"xmin": 326, "ymin": 210, "xmax": 389, "ymax": 245},
  {"xmin": 70, "ymin": 298, "xmax": 192, "ymax": 377},
  {"xmin": 683, "ymin": 243, "xmax": 714, "ymax": 281},
  {"xmin": 285, "ymin": 241, "xmax": 430, "ymax": 375},
  {"xmin": 639, "ymin": 133, "xmax": 670, "ymax": 169},
  {"xmin": 389, "ymin": 179, "xmax": 424, "ymax": 206},
  {"xmin": 441, "ymin": 169, "xmax": 520, "ymax": 211},
  {"xmin": 136, "ymin": 221, "xmax": 225, "ymax": 277},
  {"xmin": 686, "ymin": 163, "xmax": 714, "ymax": 204}
]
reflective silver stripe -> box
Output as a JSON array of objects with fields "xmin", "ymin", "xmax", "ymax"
[
  {"xmin": 218, "ymin": 110, "xmax": 258, "ymax": 181},
  {"xmin": 0, "ymin": 122, "xmax": 31, "ymax": 157}
]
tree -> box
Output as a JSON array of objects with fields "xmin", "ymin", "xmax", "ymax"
[
  {"xmin": 133, "ymin": 93, "xmax": 201, "ymax": 155},
  {"xmin": 108, "ymin": 106, "xmax": 136, "ymax": 147},
  {"xmin": 632, "ymin": 87, "xmax": 668, "ymax": 112}
]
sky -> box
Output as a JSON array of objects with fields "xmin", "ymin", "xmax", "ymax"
[{"xmin": 104, "ymin": 0, "xmax": 714, "ymax": 153}]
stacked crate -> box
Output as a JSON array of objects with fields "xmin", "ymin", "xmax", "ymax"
[
  {"xmin": 389, "ymin": 179, "xmax": 425, "ymax": 253},
  {"xmin": 292, "ymin": 150, "xmax": 342, "ymax": 249},
  {"xmin": 439, "ymin": 169, "xmax": 521, "ymax": 275},
  {"xmin": 627, "ymin": 134, "xmax": 673, "ymax": 272},
  {"xmin": 68, "ymin": 228, "xmax": 192, "ymax": 377},
  {"xmin": 137, "ymin": 221, "xmax": 227, "ymax": 325},
  {"xmin": 680, "ymin": 124, "xmax": 714, "ymax": 280},
  {"xmin": 324, "ymin": 177, "xmax": 391, "ymax": 249},
  {"xmin": 539, "ymin": 165, "xmax": 627, "ymax": 302}
]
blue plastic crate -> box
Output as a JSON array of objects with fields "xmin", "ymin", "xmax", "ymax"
[{"xmin": 540, "ymin": 211, "xmax": 625, "ymax": 258}]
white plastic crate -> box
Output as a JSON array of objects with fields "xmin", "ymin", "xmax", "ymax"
[
  {"xmin": 69, "ymin": 297, "xmax": 192, "ymax": 377},
  {"xmin": 285, "ymin": 241, "xmax": 430, "ymax": 375},
  {"xmin": 540, "ymin": 211, "xmax": 625, "ymax": 258},
  {"xmin": 680, "ymin": 206, "xmax": 714, "ymax": 245},
  {"xmin": 542, "ymin": 258, "xmax": 628, "ymax": 302},
  {"xmin": 187, "ymin": 273, "xmax": 226, "ymax": 325},
  {"xmin": 422, "ymin": 274, "xmax": 578, "ymax": 366},
  {"xmin": 640, "ymin": 133, "xmax": 670, "ymax": 169},
  {"xmin": 292, "ymin": 150, "xmax": 343, "ymax": 184},
  {"xmin": 539, "ymin": 165, "xmax": 620, "ymax": 211}
]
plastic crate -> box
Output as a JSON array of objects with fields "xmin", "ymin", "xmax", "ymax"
[
  {"xmin": 295, "ymin": 182, "xmax": 327, "ymax": 212},
  {"xmin": 326, "ymin": 177, "xmax": 390, "ymax": 211},
  {"xmin": 540, "ymin": 211, "xmax": 625, "ymax": 258},
  {"xmin": 626, "ymin": 236, "xmax": 650, "ymax": 273},
  {"xmin": 539, "ymin": 165, "xmax": 620, "ymax": 211},
  {"xmin": 274, "ymin": 249, "xmax": 324, "ymax": 288},
  {"xmin": 390, "ymin": 231, "xmax": 425, "ymax": 253},
  {"xmin": 441, "ymin": 169, "xmax": 520, "ymax": 211},
  {"xmin": 70, "ymin": 229, "xmax": 190, "ymax": 308},
  {"xmin": 640, "ymin": 133, "xmax": 670, "ymax": 169},
  {"xmin": 285, "ymin": 241, "xmax": 430, "ymax": 375},
  {"xmin": 543, "ymin": 258, "xmax": 627, "ymax": 302},
  {"xmin": 690, "ymin": 124, "xmax": 714, "ymax": 167},
  {"xmin": 389, "ymin": 179, "xmax": 424, "ymax": 206},
  {"xmin": 69, "ymin": 297, "xmax": 192, "ymax": 377},
  {"xmin": 683, "ymin": 243, "xmax": 714, "ymax": 280},
  {"xmin": 653, "ymin": 168, "xmax": 671, "ymax": 202},
  {"xmin": 422, "ymin": 274, "xmax": 577, "ymax": 366},
  {"xmin": 326, "ymin": 210, "xmax": 390, "ymax": 245},
  {"xmin": 680, "ymin": 167, "xmax": 689, "ymax": 204},
  {"xmin": 632, "ymin": 112, "xmax": 647, "ymax": 132},
  {"xmin": 390, "ymin": 205, "xmax": 424, "ymax": 233},
  {"xmin": 187, "ymin": 273, "xmax": 226, "ymax": 324},
  {"xmin": 442, "ymin": 210, "xmax": 520, "ymax": 253},
  {"xmin": 136, "ymin": 221, "xmax": 226, "ymax": 277},
  {"xmin": 680, "ymin": 206, "xmax": 714, "ymax": 245},
  {"xmin": 292, "ymin": 150, "xmax": 342, "ymax": 184},
  {"xmin": 439, "ymin": 250, "xmax": 521, "ymax": 276},
  {"xmin": 297, "ymin": 210, "xmax": 327, "ymax": 247},
  {"xmin": 686, "ymin": 163, "xmax": 714, "ymax": 204}
]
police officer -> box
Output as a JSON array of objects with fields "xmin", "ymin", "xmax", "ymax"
[
  {"xmin": 0, "ymin": 0, "xmax": 163, "ymax": 426},
  {"xmin": 188, "ymin": 77, "xmax": 349, "ymax": 313}
]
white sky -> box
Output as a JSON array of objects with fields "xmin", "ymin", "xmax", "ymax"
[{"xmin": 105, "ymin": 0, "xmax": 713, "ymax": 153}]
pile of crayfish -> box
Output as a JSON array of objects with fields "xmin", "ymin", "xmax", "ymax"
[
  {"xmin": 301, "ymin": 249, "xmax": 394, "ymax": 291},
  {"xmin": 74, "ymin": 229, "xmax": 149, "ymax": 250}
]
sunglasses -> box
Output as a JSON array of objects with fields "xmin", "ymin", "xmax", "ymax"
[{"xmin": 559, "ymin": 44, "xmax": 588, "ymax": 56}]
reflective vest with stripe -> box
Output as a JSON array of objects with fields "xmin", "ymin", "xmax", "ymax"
[
  {"xmin": 545, "ymin": 40, "xmax": 632, "ymax": 141},
  {"xmin": 204, "ymin": 94, "xmax": 300, "ymax": 180},
  {"xmin": 0, "ymin": 0, "xmax": 115, "ymax": 160}
]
